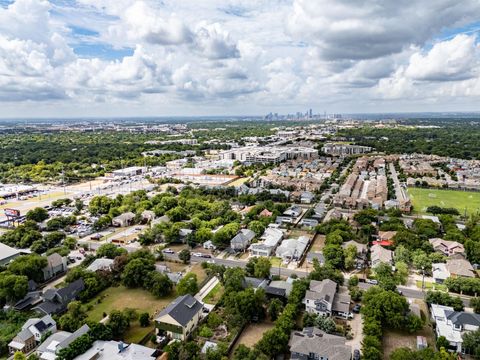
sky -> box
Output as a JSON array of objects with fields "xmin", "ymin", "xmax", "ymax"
[{"xmin": 0, "ymin": 0, "xmax": 480, "ymax": 118}]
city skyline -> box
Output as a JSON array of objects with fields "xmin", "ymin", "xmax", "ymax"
[{"xmin": 1, "ymin": 0, "xmax": 480, "ymax": 118}]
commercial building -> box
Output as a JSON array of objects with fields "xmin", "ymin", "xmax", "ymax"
[
  {"xmin": 219, "ymin": 146, "xmax": 317, "ymax": 164},
  {"xmin": 321, "ymin": 143, "xmax": 372, "ymax": 156}
]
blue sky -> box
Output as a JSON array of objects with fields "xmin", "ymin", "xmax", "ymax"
[{"xmin": 0, "ymin": 0, "xmax": 480, "ymax": 118}]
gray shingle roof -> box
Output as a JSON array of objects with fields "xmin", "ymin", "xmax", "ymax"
[
  {"xmin": 156, "ymin": 294, "xmax": 203, "ymax": 327},
  {"xmin": 289, "ymin": 327, "xmax": 351, "ymax": 360}
]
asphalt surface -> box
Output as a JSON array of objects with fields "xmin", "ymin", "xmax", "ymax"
[{"xmin": 164, "ymin": 253, "xmax": 474, "ymax": 307}]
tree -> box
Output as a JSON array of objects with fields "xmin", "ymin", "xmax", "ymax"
[
  {"xmin": 122, "ymin": 259, "xmax": 155, "ymax": 288},
  {"xmin": 146, "ymin": 272, "xmax": 173, "ymax": 297},
  {"xmin": 224, "ymin": 267, "xmax": 245, "ymax": 293},
  {"xmin": 425, "ymin": 291, "xmax": 464, "ymax": 311},
  {"xmin": 139, "ymin": 312, "xmax": 150, "ymax": 327},
  {"xmin": 246, "ymin": 257, "xmax": 271, "ymax": 278},
  {"xmin": 395, "ymin": 261, "xmax": 409, "ymax": 285},
  {"xmin": 96, "ymin": 243, "xmax": 126, "ymax": 259},
  {"xmin": 412, "ymin": 250, "xmax": 432, "ymax": 272},
  {"xmin": 176, "ymin": 273, "xmax": 198, "ymax": 295},
  {"xmin": 13, "ymin": 352, "xmax": 27, "ymax": 360},
  {"xmin": 315, "ymin": 316, "xmax": 336, "ymax": 334},
  {"xmin": 89, "ymin": 196, "xmax": 113, "ymax": 215},
  {"xmin": 471, "ymin": 297, "xmax": 480, "ymax": 314},
  {"xmin": 26, "ymin": 207, "xmax": 49, "ymax": 222},
  {"xmin": 93, "ymin": 215, "xmax": 112, "ymax": 231},
  {"xmin": 248, "ymin": 221, "xmax": 266, "ymax": 237},
  {"xmin": 436, "ymin": 336, "xmax": 450, "ymax": 350},
  {"xmin": 108, "ymin": 310, "xmax": 130, "ymax": 338},
  {"xmin": 394, "ymin": 245, "xmax": 411, "ymax": 264},
  {"xmin": 268, "ymin": 299, "xmax": 284, "ymax": 321},
  {"xmin": 0, "ymin": 273, "xmax": 28, "ymax": 304},
  {"xmin": 255, "ymin": 327, "xmax": 289, "ymax": 357},
  {"xmin": 462, "ymin": 329, "xmax": 480, "ymax": 358},
  {"xmin": 8, "ymin": 254, "xmax": 48, "ymax": 283},
  {"xmin": 323, "ymin": 244, "xmax": 344, "ymax": 268},
  {"xmin": 58, "ymin": 301, "xmax": 87, "ymax": 332},
  {"xmin": 344, "ymin": 244, "xmax": 357, "ymax": 270},
  {"xmin": 194, "ymin": 227, "xmax": 212, "ymax": 244},
  {"xmin": 178, "ymin": 249, "xmax": 191, "ymax": 264},
  {"xmin": 374, "ymin": 262, "xmax": 398, "ymax": 291}
]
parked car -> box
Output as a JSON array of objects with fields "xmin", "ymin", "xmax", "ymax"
[
  {"xmin": 90, "ymin": 234, "xmax": 102, "ymax": 240},
  {"xmin": 162, "ymin": 248, "xmax": 175, "ymax": 254},
  {"xmin": 353, "ymin": 349, "xmax": 361, "ymax": 360},
  {"xmin": 201, "ymin": 254, "xmax": 212, "ymax": 258},
  {"xmin": 193, "ymin": 252, "xmax": 203, "ymax": 257},
  {"xmin": 366, "ymin": 279, "xmax": 378, "ymax": 285},
  {"xmin": 352, "ymin": 304, "xmax": 362, "ymax": 313}
]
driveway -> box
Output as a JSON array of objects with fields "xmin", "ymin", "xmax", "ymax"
[{"xmin": 346, "ymin": 313, "xmax": 363, "ymax": 352}]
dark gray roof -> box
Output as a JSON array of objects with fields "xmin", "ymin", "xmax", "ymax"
[
  {"xmin": 156, "ymin": 294, "xmax": 203, "ymax": 327},
  {"xmin": 34, "ymin": 279, "xmax": 85, "ymax": 315},
  {"xmin": 445, "ymin": 310, "xmax": 480, "ymax": 327}
]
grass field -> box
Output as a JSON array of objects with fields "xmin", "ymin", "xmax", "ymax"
[
  {"xmin": 203, "ymin": 283, "xmax": 224, "ymax": 305},
  {"xmin": 408, "ymin": 187, "xmax": 480, "ymax": 215},
  {"xmin": 415, "ymin": 280, "xmax": 447, "ymax": 292},
  {"xmin": 86, "ymin": 285, "xmax": 176, "ymax": 344}
]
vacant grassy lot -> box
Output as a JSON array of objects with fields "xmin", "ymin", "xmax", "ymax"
[
  {"xmin": 86, "ymin": 286, "xmax": 176, "ymax": 344},
  {"xmin": 86, "ymin": 286, "xmax": 176, "ymax": 322},
  {"xmin": 408, "ymin": 187, "xmax": 480, "ymax": 215},
  {"xmin": 382, "ymin": 300, "xmax": 435, "ymax": 359}
]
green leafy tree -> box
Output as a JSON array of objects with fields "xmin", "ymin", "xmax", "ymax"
[
  {"xmin": 176, "ymin": 273, "xmax": 198, "ymax": 295},
  {"xmin": 122, "ymin": 259, "xmax": 155, "ymax": 288},
  {"xmin": 146, "ymin": 272, "xmax": 173, "ymax": 297},
  {"xmin": 178, "ymin": 249, "xmax": 191, "ymax": 264},
  {"xmin": 26, "ymin": 207, "xmax": 49, "ymax": 222},
  {"xmin": 139, "ymin": 312, "xmax": 150, "ymax": 327},
  {"xmin": 267, "ymin": 298, "xmax": 284, "ymax": 321}
]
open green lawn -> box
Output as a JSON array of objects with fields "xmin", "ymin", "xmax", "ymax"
[
  {"xmin": 203, "ymin": 283, "xmax": 224, "ymax": 305},
  {"xmin": 86, "ymin": 285, "xmax": 176, "ymax": 344},
  {"xmin": 415, "ymin": 280, "xmax": 447, "ymax": 292},
  {"xmin": 408, "ymin": 187, "xmax": 480, "ymax": 215}
]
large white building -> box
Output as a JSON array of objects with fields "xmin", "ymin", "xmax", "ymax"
[{"xmin": 219, "ymin": 146, "xmax": 317, "ymax": 164}]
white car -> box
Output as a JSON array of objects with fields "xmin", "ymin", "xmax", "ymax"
[
  {"xmin": 366, "ymin": 279, "xmax": 378, "ymax": 285},
  {"xmin": 193, "ymin": 252, "xmax": 204, "ymax": 257},
  {"xmin": 162, "ymin": 248, "xmax": 175, "ymax": 254}
]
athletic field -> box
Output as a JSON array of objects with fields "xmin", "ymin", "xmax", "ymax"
[{"xmin": 407, "ymin": 187, "xmax": 480, "ymax": 215}]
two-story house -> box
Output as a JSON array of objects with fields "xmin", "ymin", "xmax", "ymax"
[
  {"xmin": 42, "ymin": 253, "xmax": 68, "ymax": 282},
  {"xmin": 429, "ymin": 238, "xmax": 465, "ymax": 258},
  {"xmin": 304, "ymin": 279, "xmax": 351, "ymax": 318},
  {"xmin": 155, "ymin": 294, "xmax": 204, "ymax": 341},
  {"xmin": 8, "ymin": 315, "xmax": 56, "ymax": 355},
  {"xmin": 230, "ymin": 229, "xmax": 255, "ymax": 252},
  {"xmin": 431, "ymin": 303, "xmax": 480, "ymax": 353}
]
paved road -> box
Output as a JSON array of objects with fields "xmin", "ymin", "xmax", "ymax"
[{"xmin": 358, "ymin": 282, "xmax": 472, "ymax": 307}]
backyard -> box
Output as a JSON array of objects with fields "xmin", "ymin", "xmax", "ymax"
[
  {"xmin": 203, "ymin": 283, "xmax": 224, "ymax": 305},
  {"xmin": 233, "ymin": 322, "xmax": 275, "ymax": 349},
  {"xmin": 408, "ymin": 187, "xmax": 480, "ymax": 215},
  {"xmin": 86, "ymin": 285, "xmax": 176, "ymax": 343}
]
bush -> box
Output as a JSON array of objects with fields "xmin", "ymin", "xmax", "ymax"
[{"xmin": 199, "ymin": 325, "xmax": 213, "ymax": 338}]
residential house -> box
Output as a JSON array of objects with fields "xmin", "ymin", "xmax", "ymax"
[
  {"xmin": 289, "ymin": 327, "xmax": 352, "ymax": 360},
  {"xmin": 141, "ymin": 210, "xmax": 156, "ymax": 223},
  {"xmin": 259, "ymin": 209, "xmax": 273, "ymax": 217},
  {"xmin": 431, "ymin": 304, "xmax": 480, "ymax": 353},
  {"xmin": 446, "ymin": 258, "xmax": 476, "ymax": 278},
  {"xmin": 249, "ymin": 227, "xmax": 283, "ymax": 257},
  {"xmin": 72, "ymin": 340, "xmax": 156, "ymax": 360},
  {"xmin": 283, "ymin": 205, "xmax": 302, "ymax": 218},
  {"xmin": 34, "ymin": 279, "xmax": 85, "ymax": 315},
  {"xmin": 341, "ymin": 240, "xmax": 367, "ymax": 255},
  {"xmin": 265, "ymin": 280, "xmax": 293, "ymax": 299},
  {"xmin": 378, "ymin": 231, "xmax": 397, "ymax": 242},
  {"xmin": 37, "ymin": 324, "xmax": 90, "ymax": 360},
  {"xmin": 155, "ymin": 294, "xmax": 204, "ymax": 341},
  {"xmin": 8, "ymin": 315, "xmax": 57, "ymax": 355},
  {"xmin": 429, "ymin": 238, "xmax": 465, "ymax": 258},
  {"xmin": 432, "ymin": 263, "xmax": 450, "ymax": 284},
  {"xmin": 230, "ymin": 229, "xmax": 255, "ymax": 251},
  {"xmin": 312, "ymin": 203, "xmax": 327, "ymax": 220},
  {"xmin": 0, "ymin": 242, "xmax": 24, "ymax": 266},
  {"xmin": 203, "ymin": 240, "xmax": 216, "ymax": 250},
  {"xmin": 299, "ymin": 218, "xmax": 319, "ymax": 228},
  {"xmin": 112, "ymin": 212, "xmax": 135, "ymax": 227},
  {"xmin": 300, "ymin": 191, "xmax": 315, "ymax": 204},
  {"xmin": 370, "ymin": 244, "xmax": 393, "ymax": 268},
  {"xmin": 86, "ymin": 258, "xmax": 114, "ymax": 272},
  {"xmin": 433, "ymin": 259, "xmax": 475, "ymax": 282},
  {"xmin": 276, "ymin": 236, "xmax": 309, "ymax": 262},
  {"xmin": 304, "ymin": 279, "xmax": 351, "ymax": 318},
  {"xmin": 42, "ymin": 253, "xmax": 68, "ymax": 281},
  {"xmin": 306, "ymin": 252, "xmax": 325, "ymax": 265}
]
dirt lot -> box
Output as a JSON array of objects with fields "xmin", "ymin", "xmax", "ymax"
[
  {"xmin": 234, "ymin": 322, "xmax": 275, "ymax": 349},
  {"xmin": 310, "ymin": 234, "xmax": 326, "ymax": 252}
]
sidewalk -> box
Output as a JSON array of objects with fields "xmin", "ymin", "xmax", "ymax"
[{"xmin": 195, "ymin": 276, "xmax": 220, "ymax": 302}]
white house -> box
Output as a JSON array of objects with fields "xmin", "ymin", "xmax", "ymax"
[
  {"xmin": 249, "ymin": 227, "xmax": 283, "ymax": 257},
  {"xmin": 431, "ymin": 303, "xmax": 480, "ymax": 353}
]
